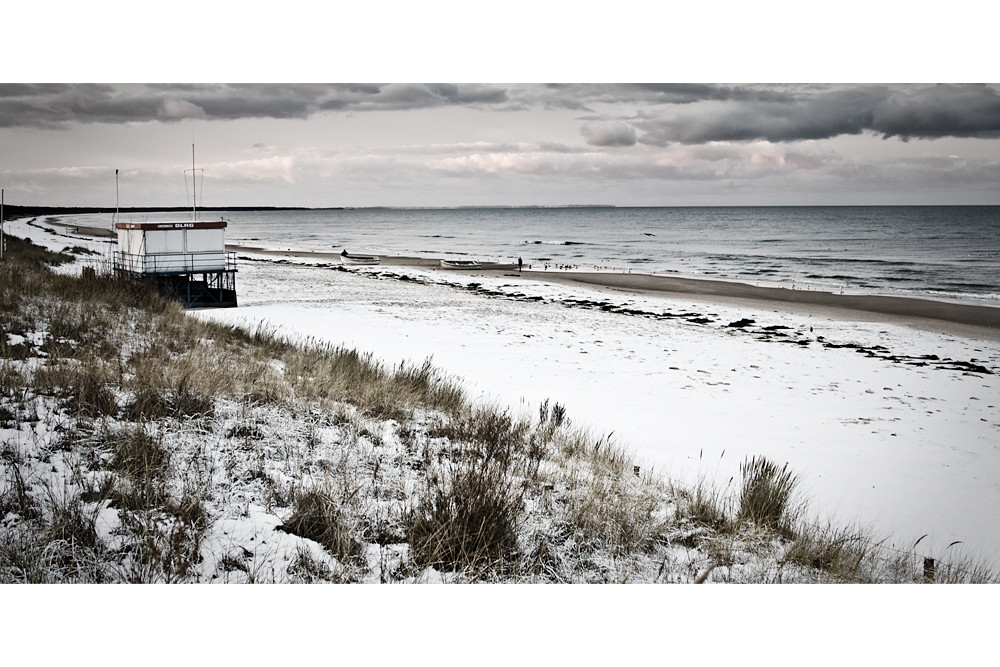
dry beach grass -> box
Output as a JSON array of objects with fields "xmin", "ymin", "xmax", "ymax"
[{"xmin": 1, "ymin": 233, "xmax": 996, "ymax": 583}]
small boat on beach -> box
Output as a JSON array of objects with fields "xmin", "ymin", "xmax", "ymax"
[
  {"xmin": 341, "ymin": 251, "xmax": 381, "ymax": 265},
  {"xmin": 440, "ymin": 259, "xmax": 482, "ymax": 270}
]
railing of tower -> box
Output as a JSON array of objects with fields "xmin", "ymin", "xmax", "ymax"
[{"xmin": 114, "ymin": 250, "xmax": 238, "ymax": 275}]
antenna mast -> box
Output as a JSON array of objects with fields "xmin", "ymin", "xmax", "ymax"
[
  {"xmin": 185, "ymin": 144, "xmax": 203, "ymax": 221},
  {"xmin": 114, "ymin": 169, "xmax": 119, "ymax": 229},
  {"xmin": 191, "ymin": 144, "xmax": 197, "ymax": 221}
]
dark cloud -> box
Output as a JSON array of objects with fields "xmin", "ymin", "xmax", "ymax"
[
  {"xmin": 635, "ymin": 84, "xmax": 1000, "ymax": 145},
  {"xmin": 0, "ymin": 83, "xmax": 75, "ymax": 98},
  {"xmin": 0, "ymin": 84, "xmax": 175, "ymax": 128},
  {"xmin": 630, "ymin": 83, "xmax": 796, "ymax": 105},
  {"xmin": 871, "ymin": 84, "xmax": 1000, "ymax": 140},
  {"xmin": 0, "ymin": 83, "xmax": 511, "ymax": 128},
  {"xmin": 3, "ymin": 83, "xmax": 999, "ymax": 148},
  {"xmin": 521, "ymin": 83, "xmax": 796, "ymax": 110},
  {"xmin": 319, "ymin": 83, "xmax": 508, "ymax": 111},
  {"xmin": 0, "ymin": 82, "xmax": 747, "ymax": 129}
]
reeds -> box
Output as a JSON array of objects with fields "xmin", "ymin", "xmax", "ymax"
[
  {"xmin": 736, "ymin": 455, "xmax": 800, "ymax": 534},
  {"xmin": 407, "ymin": 453, "xmax": 525, "ymax": 573},
  {"xmin": 782, "ymin": 522, "xmax": 884, "ymax": 582}
]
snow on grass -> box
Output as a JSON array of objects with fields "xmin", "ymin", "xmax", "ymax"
[{"xmin": 196, "ymin": 252, "xmax": 1000, "ymax": 567}]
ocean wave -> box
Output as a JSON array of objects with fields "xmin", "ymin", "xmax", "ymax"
[
  {"xmin": 880, "ymin": 275, "xmax": 924, "ymax": 283},
  {"xmin": 922, "ymin": 288, "xmax": 1000, "ymax": 303},
  {"xmin": 956, "ymin": 254, "xmax": 1000, "ymax": 262},
  {"xmin": 933, "ymin": 281, "xmax": 1000, "ymax": 292},
  {"xmin": 806, "ymin": 273, "xmax": 877, "ymax": 283},
  {"xmin": 787, "ymin": 256, "xmax": 924, "ymax": 269}
]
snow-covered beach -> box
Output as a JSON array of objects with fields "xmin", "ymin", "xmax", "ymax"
[
  {"xmin": 6, "ymin": 215, "xmax": 1000, "ymax": 572},
  {"xmin": 198, "ymin": 245, "xmax": 1000, "ymax": 568}
]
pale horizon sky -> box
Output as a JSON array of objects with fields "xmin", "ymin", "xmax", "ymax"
[{"xmin": 3, "ymin": 6, "xmax": 998, "ymax": 209}]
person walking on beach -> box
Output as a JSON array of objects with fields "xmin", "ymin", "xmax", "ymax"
[{"xmin": 518, "ymin": 256, "xmax": 523, "ymax": 273}]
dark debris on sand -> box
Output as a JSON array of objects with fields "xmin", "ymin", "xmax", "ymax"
[{"xmin": 244, "ymin": 256, "xmax": 998, "ymax": 377}]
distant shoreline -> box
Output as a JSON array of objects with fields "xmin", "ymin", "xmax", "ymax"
[
  {"xmin": 228, "ymin": 244, "xmax": 1000, "ymax": 339},
  {"xmin": 1, "ymin": 205, "xmax": 315, "ymax": 223},
  {"xmin": 6, "ymin": 205, "xmax": 1000, "ymax": 220}
]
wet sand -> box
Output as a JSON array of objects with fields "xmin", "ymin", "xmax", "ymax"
[
  {"xmin": 527, "ymin": 269, "xmax": 1000, "ymax": 337},
  {"xmin": 40, "ymin": 217, "xmax": 116, "ymax": 238},
  {"xmin": 232, "ymin": 244, "xmax": 1000, "ymax": 338}
]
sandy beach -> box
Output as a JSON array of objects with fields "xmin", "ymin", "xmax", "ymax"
[{"xmin": 228, "ymin": 244, "xmax": 1000, "ymax": 339}]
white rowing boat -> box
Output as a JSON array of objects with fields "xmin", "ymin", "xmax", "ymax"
[
  {"xmin": 341, "ymin": 253, "xmax": 381, "ymax": 265},
  {"xmin": 440, "ymin": 259, "xmax": 482, "ymax": 270}
]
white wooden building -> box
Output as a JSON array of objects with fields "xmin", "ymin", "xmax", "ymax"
[
  {"xmin": 113, "ymin": 219, "xmax": 237, "ymax": 307},
  {"xmin": 115, "ymin": 220, "xmax": 229, "ymax": 273}
]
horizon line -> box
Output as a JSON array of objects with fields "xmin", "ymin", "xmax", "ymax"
[{"xmin": 5, "ymin": 202, "xmax": 1000, "ymax": 215}]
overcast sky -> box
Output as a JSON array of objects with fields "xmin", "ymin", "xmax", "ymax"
[{"xmin": 3, "ymin": 8, "xmax": 998, "ymax": 208}]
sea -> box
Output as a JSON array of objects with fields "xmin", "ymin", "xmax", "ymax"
[{"xmin": 61, "ymin": 205, "xmax": 1000, "ymax": 305}]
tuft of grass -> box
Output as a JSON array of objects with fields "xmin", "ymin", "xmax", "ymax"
[
  {"xmin": 538, "ymin": 398, "xmax": 568, "ymax": 429},
  {"xmin": 62, "ymin": 364, "xmax": 120, "ymax": 419},
  {"xmin": 123, "ymin": 354, "xmax": 215, "ymax": 421},
  {"xmin": 40, "ymin": 483, "xmax": 106, "ymax": 576},
  {"xmin": 428, "ymin": 406, "xmax": 532, "ymax": 468},
  {"xmin": 287, "ymin": 545, "xmax": 341, "ymax": 583},
  {"xmin": 108, "ymin": 424, "xmax": 169, "ymax": 480},
  {"xmin": 1, "ymin": 445, "xmax": 39, "ymax": 522},
  {"xmin": 116, "ymin": 509, "xmax": 206, "ymax": 583},
  {"xmin": 673, "ymin": 477, "xmax": 731, "ymax": 535},
  {"xmin": 562, "ymin": 471, "xmax": 669, "ymax": 555},
  {"xmin": 782, "ymin": 522, "xmax": 882, "ymax": 581},
  {"xmin": 392, "ymin": 358, "xmax": 467, "ymax": 416},
  {"xmin": 407, "ymin": 454, "xmax": 526, "ymax": 574},
  {"xmin": 279, "ymin": 486, "xmax": 365, "ymax": 565},
  {"xmin": 737, "ymin": 456, "xmax": 800, "ymax": 533},
  {"xmin": 124, "ymin": 382, "xmax": 214, "ymax": 421},
  {"xmin": 406, "ymin": 404, "xmax": 561, "ymax": 574}
]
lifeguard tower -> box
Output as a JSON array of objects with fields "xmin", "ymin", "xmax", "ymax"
[{"xmin": 112, "ymin": 148, "xmax": 238, "ymax": 308}]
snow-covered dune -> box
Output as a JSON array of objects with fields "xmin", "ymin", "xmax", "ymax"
[{"xmin": 192, "ymin": 253, "xmax": 1000, "ymax": 567}]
